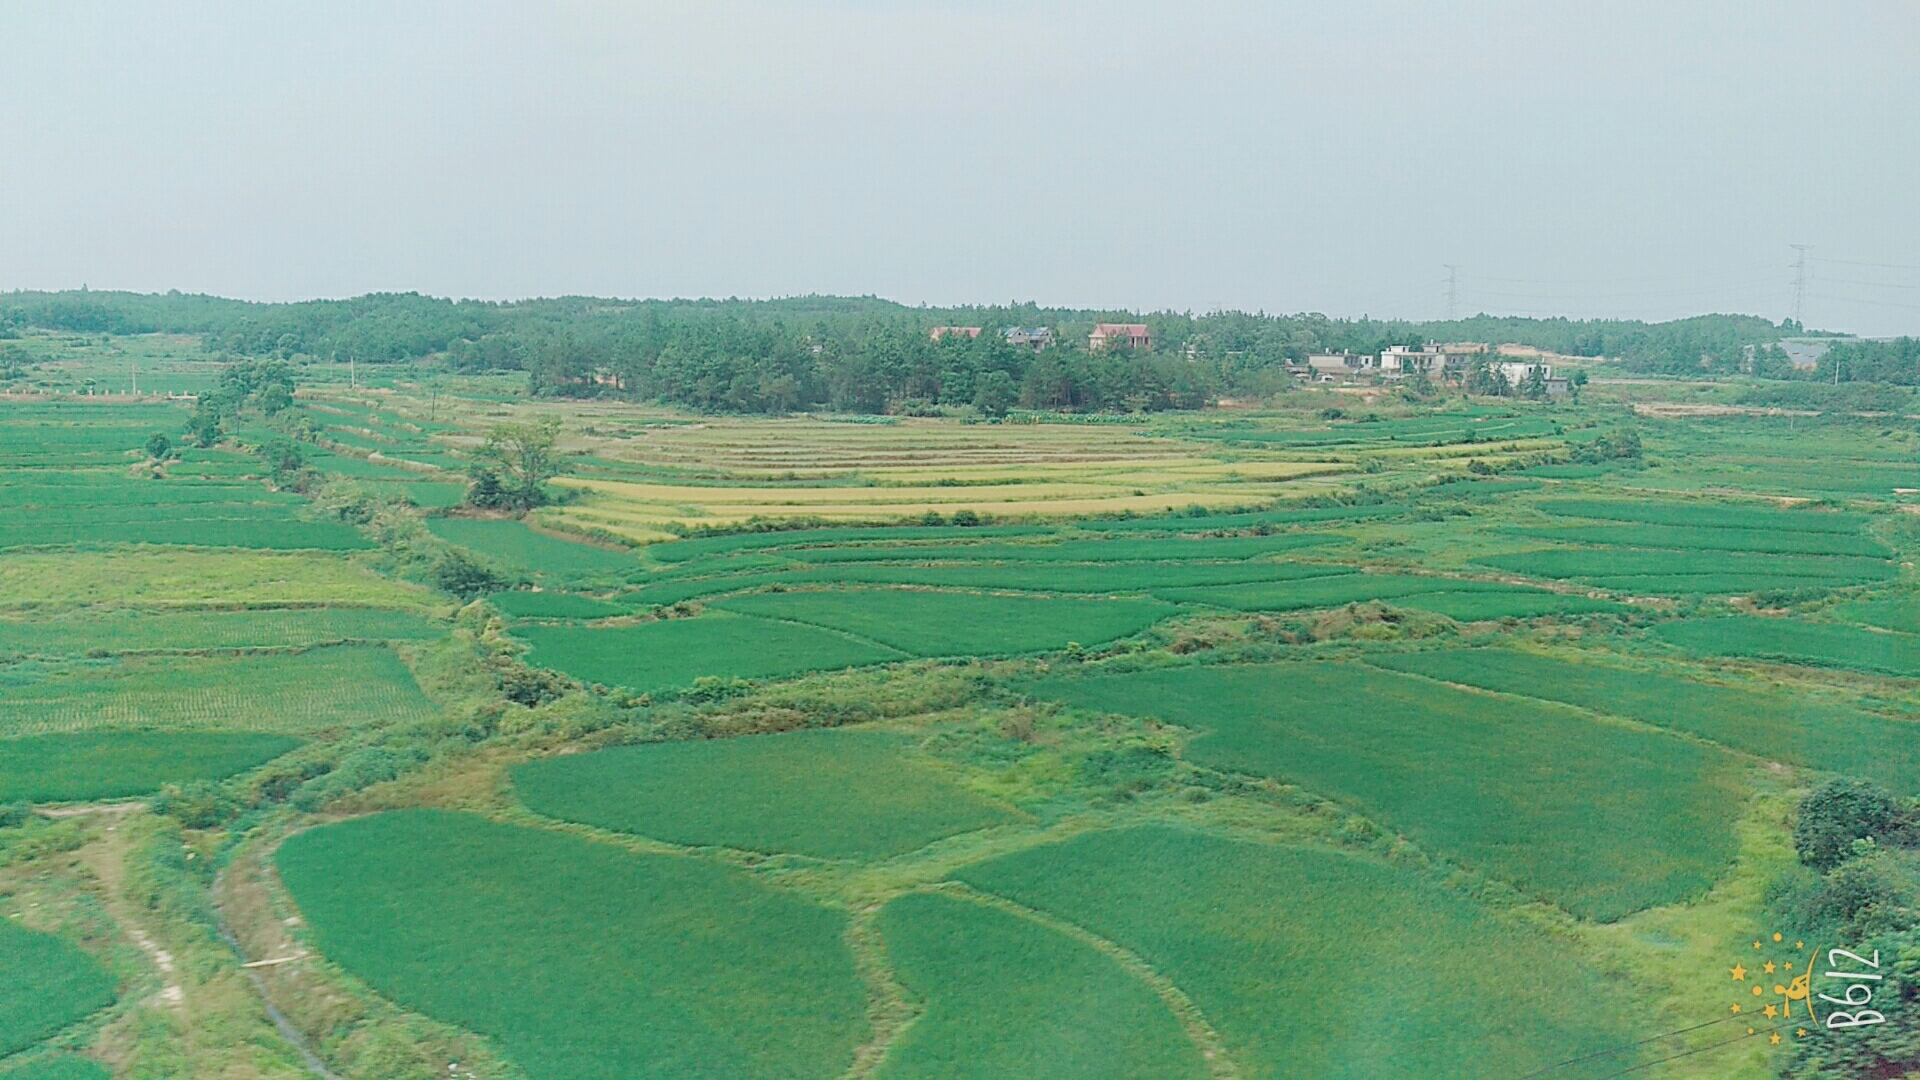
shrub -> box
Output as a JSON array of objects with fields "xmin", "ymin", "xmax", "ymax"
[
  {"xmin": 152, "ymin": 780, "xmax": 237, "ymax": 829},
  {"xmin": 1796, "ymin": 778, "xmax": 1915, "ymax": 871},
  {"xmin": 291, "ymin": 747, "xmax": 429, "ymax": 811},
  {"xmin": 435, "ymin": 551, "xmax": 508, "ymax": 599}
]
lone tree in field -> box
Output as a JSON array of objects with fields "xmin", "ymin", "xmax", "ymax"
[
  {"xmin": 144, "ymin": 432, "xmax": 173, "ymax": 460},
  {"xmin": 468, "ymin": 415, "xmax": 566, "ymax": 512}
]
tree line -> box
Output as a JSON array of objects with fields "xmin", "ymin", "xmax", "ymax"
[{"xmin": 0, "ymin": 289, "xmax": 1816, "ymax": 413}]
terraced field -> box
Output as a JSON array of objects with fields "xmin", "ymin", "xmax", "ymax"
[
  {"xmin": 1654, "ymin": 616, "xmax": 1920, "ymax": 675},
  {"xmin": 277, "ymin": 810, "xmax": 869, "ymax": 1080},
  {"xmin": 874, "ymin": 891, "xmax": 1209, "ymax": 1079},
  {"xmin": 1373, "ymin": 648, "xmax": 1920, "ymax": 793},
  {"xmin": 516, "ymin": 612, "xmax": 905, "ymax": 691},
  {"xmin": 513, "ymin": 729, "xmax": 1020, "ymax": 859},
  {"xmin": 953, "ymin": 828, "xmax": 1636, "ymax": 1079},
  {"xmin": 0, "ymin": 731, "xmax": 300, "ymax": 802},
  {"xmin": 1027, "ymin": 662, "xmax": 1744, "ymax": 919},
  {"xmin": 0, "ymin": 646, "xmax": 436, "ymax": 736},
  {"xmin": 0, "ymin": 921, "xmax": 116, "ymax": 1057},
  {"xmin": 712, "ymin": 589, "xmax": 1176, "ymax": 656},
  {"xmin": 11, "ymin": 379, "xmax": 1916, "ymax": 1079}
]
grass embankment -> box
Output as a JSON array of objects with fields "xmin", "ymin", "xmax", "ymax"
[
  {"xmin": 513, "ymin": 729, "xmax": 1020, "ymax": 859},
  {"xmin": 954, "ymin": 827, "xmax": 1638, "ymax": 1079},
  {"xmin": 874, "ymin": 891, "xmax": 1209, "ymax": 1079},
  {"xmin": 1028, "ymin": 662, "xmax": 1744, "ymax": 919},
  {"xmin": 277, "ymin": 810, "xmax": 869, "ymax": 1080}
]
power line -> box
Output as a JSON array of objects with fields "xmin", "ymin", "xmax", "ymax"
[
  {"xmin": 1791, "ymin": 244, "xmax": 1812, "ymax": 325},
  {"xmin": 1813, "ymin": 256, "xmax": 1920, "ymax": 273},
  {"xmin": 1590, "ymin": 1019, "xmax": 1802, "ymax": 1079},
  {"xmin": 1510, "ymin": 1013, "xmax": 1749, "ymax": 1079}
]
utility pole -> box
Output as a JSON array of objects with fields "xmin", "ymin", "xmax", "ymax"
[
  {"xmin": 1790, "ymin": 244, "xmax": 1811, "ymax": 328},
  {"xmin": 1444, "ymin": 265, "xmax": 1459, "ymax": 322}
]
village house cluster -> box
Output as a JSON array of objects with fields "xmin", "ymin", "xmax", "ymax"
[
  {"xmin": 1301, "ymin": 343, "xmax": 1572, "ymax": 394},
  {"xmin": 927, "ymin": 324, "xmax": 1575, "ymax": 395}
]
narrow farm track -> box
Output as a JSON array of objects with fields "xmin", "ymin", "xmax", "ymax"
[{"xmin": 840, "ymin": 903, "xmax": 923, "ymax": 1080}]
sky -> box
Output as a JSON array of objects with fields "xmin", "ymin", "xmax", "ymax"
[{"xmin": 2, "ymin": 1, "xmax": 1917, "ymax": 334}]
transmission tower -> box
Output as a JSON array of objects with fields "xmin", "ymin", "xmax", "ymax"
[
  {"xmin": 1790, "ymin": 245, "xmax": 1811, "ymax": 327},
  {"xmin": 1444, "ymin": 265, "xmax": 1459, "ymax": 321}
]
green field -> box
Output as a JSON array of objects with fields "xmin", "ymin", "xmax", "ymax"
[
  {"xmin": 781, "ymin": 533, "xmax": 1342, "ymax": 565},
  {"xmin": 0, "ymin": 550, "xmax": 435, "ymax": 610},
  {"xmin": 712, "ymin": 589, "xmax": 1175, "ymax": 656},
  {"xmin": 874, "ymin": 891, "xmax": 1208, "ymax": 1079},
  {"xmin": 513, "ymin": 729, "xmax": 1019, "ymax": 859},
  {"xmin": 0, "ymin": 921, "xmax": 117, "ymax": 1057},
  {"xmin": 426, "ymin": 518, "xmax": 641, "ymax": 586},
  {"xmin": 1513, "ymin": 523, "xmax": 1891, "ymax": 557},
  {"xmin": 0, "ymin": 516, "xmax": 372, "ymax": 552},
  {"xmin": 0, "ymin": 731, "xmax": 300, "ymax": 802},
  {"xmin": 276, "ymin": 810, "xmax": 868, "ymax": 1080},
  {"xmin": 1475, "ymin": 548, "xmax": 1896, "ymax": 594},
  {"xmin": 1390, "ymin": 589, "xmax": 1629, "ymax": 620},
  {"xmin": 1154, "ymin": 573, "xmax": 1546, "ymax": 611},
  {"xmin": 953, "ymin": 827, "xmax": 1635, "ymax": 1079},
  {"xmin": 516, "ymin": 612, "xmax": 904, "ymax": 691},
  {"xmin": 485, "ymin": 591, "xmax": 629, "ymax": 620},
  {"xmin": 1027, "ymin": 663, "xmax": 1742, "ymax": 919},
  {"xmin": 646, "ymin": 524, "xmax": 1055, "ymax": 563},
  {"xmin": 1533, "ymin": 499, "xmax": 1874, "ymax": 533},
  {"xmin": 0, "ymin": 1056, "xmax": 111, "ymax": 1080},
  {"xmin": 621, "ymin": 560, "xmax": 1350, "ymax": 607},
  {"xmin": 1831, "ymin": 593, "xmax": 1920, "ymax": 633},
  {"xmin": 1654, "ymin": 617, "xmax": 1920, "ymax": 676},
  {"xmin": 1371, "ymin": 649, "xmax": 1920, "ymax": 793},
  {"xmin": 0, "ymin": 646, "xmax": 435, "ymax": 736},
  {"xmin": 0, "ymin": 608, "xmax": 442, "ymax": 655}
]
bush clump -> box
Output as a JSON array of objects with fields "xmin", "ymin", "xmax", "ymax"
[
  {"xmin": 291, "ymin": 747, "xmax": 429, "ymax": 812},
  {"xmin": 1796, "ymin": 778, "xmax": 1917, "ymax": 872}
]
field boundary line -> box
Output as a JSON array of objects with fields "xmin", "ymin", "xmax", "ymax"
[
  {"xmin": 840, "ymin": 903, "xmax": 923, "ymax": 1080},
  {"xmin": 919, "ymin": 881, "xmax": 1241, "ymax": 1080}
]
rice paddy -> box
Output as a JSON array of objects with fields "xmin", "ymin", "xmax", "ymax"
[
  {"xmin": 1653, "ymin": 616, "xmax": 1920, "ymax": 676},
  {"xmin": 873, "ymin": 891, "xmax": 1208, "ymax": 1079},
  {"xmin": 0, "ymin": 646, "xmax": 436, "ymax": 736},
  {"xmin": 0, "ymin": 731, "xmax": 300, "ymax": 802},
  {"xmin": 11, "ymin": 376, "xmax": 1916, "ymax": 1079},
  {"xmin": 1475, "ymin": 548, "xmax": 1896, "ymax": 594},
  {"xmin": 1371, "ymin": 648, "xmax": 1920, "ymax": 793},
  {"xmin": 0, "ymin": 550, "xmax": 435, "ymax": 610},
  {"xmin": 711, "ymin": 589, "xmax": 1176, "ymax": 656},
  {"xmin": 0, "ymin": 607, "xmax": 442, "ymax": 654},
  {"xmin": 0, "ymin": 921, "xmax": 117, "ymax": 1057},
  {"xmin": 515, "ymin": 613, "xmax": 905, "ymax": 692},
  {"xmin": 953, "ymin": 827, "xmax": 1637, "ymax": 1079},
  {"xmin": 276, "ymin": 810, "xmax": 869, "ymax": 1080},
  {"xmin": 1026, "ymin": 663, "xmax": 1744, "ymax": 919},
  {"xmin": 426, "ymin": 517, "xmax": 643, "ymax": 587},
  {"xmin": 512, "ymin": 729, "xmax": 1020, "ymax": 859}
]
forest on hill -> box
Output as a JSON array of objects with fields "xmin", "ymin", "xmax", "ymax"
[{"xmin": 0, "ymin": 289, "xmax": 1838, "ymax": 414}]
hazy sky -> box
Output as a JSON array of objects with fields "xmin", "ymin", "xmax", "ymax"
[{"xmin": 4, "ymin": 2, "xmax": 1917, "ymax": 333}]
